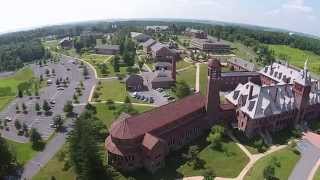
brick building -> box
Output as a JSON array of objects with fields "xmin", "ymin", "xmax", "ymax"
[
  {"xmin": 59, "ymin": 37, "xmax": 73, "ymax": 49},
  {"xmin": 95, "ymin": 45, "xmax": 120, "ymax": 55},
  {"xmin": 191, "ymin": 38, "xmax": 231, "ymax": 53},
  {"xmin": 185, "ymin": 28, "xmax": 208, "ymax": 39},
  {"xmin": 150, "ymin": 43, "xmax": 179, "ymax": 62},
  {"xmin": 106, "ymin": 58, "xmax": 320, "ymax": 173},
  {"xmin": 226, "ymin": 61, "xmax": 320, "ymax": 137}
]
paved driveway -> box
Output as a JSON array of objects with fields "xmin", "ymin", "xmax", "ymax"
[{"xmin": 289, "ymin": 139, "xmax": 320, "ymax": 180}]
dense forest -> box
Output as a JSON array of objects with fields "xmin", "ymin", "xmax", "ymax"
[
  {"xmin": 0, "ymin": 40, "xmax": 48, "ymax": 71},
  {"xmin": 0, "ymin": 20, "xmax": 320, "ymax": 71}
]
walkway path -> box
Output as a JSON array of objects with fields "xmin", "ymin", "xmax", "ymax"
[
  {"xmin": 144, "ymin": 63, "xmax": 152, "ymax": 72},
  {"xmin": 73, "ymin": 100, "xmax": 158, "ymax": 108},
  {"xmin": 195, "ymin": 63, "xmax": 200, "ymax": 93}
]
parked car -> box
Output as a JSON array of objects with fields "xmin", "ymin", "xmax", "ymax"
[
  {"xmin": 149, "ymin": 97, "xmax": 154, "ymax": 103},
  {"xmin": 5, "ymin": 116, "xmax": 12, "ymax": 122},
  {"xmin": 57, "ymin": 87, "xmax": 64, "ymax": 91}
]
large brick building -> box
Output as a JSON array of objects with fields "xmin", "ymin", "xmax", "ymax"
[
  {"xmin": 185, "ymin": 28, "xmax": 208, "ymax": 39},
  {"xmin": 191, "ymin": 38, "xmax": 231, "ymax": 53},
  {"xmin": 226, "ymin": 60, "xmax": 320, "ymax": 137},
  {"xmin": 105, "ymin": 59, "xmax": 320, "ymax": 173}
]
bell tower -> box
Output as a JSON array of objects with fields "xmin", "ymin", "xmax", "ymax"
[
  {"xmin": 293, "ymin": 59, "xmax": 311, "ymax": 124},
  {"xmin": 206, "ymin": 59, "xmax": 222, "ymax": 124}
]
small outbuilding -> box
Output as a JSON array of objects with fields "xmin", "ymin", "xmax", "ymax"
[
  {"xmin": 125, "ymin": 74, "xmax": 144, "ymax": 92},
  {"xmin": 95, "ymin": 44, "xmax": 120, "ymax": 55}
]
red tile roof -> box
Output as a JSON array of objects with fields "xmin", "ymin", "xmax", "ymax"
[{"xmin": 110, "ymin": 94, "xmax": 206, "ymax": 140}]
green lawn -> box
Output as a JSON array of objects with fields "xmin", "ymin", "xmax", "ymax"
[
  {"xmin": 94, "ymin": 103, "xmax": 153, "ymax": 128},
  {"xmin": 122, "ymin": 136, "xmax": 249, "ymax": 180},
  {"xmin": 33, "ymin": 144, "xmax": 76, "ymax": 180},
  {"xmin": 199, "ymin": 64, "xmax": 208, "ymax": 95},
  {"xmin": 231, "ymin": 42, "xmax": 257, "ymax": 62},
  {"xmin": 96, "ymin": 79, "xmax": 127, "ymax": 102},
  {"xmin": 177, "ymin": 66, "xmax": 196, "ymax": 89},
  {"xmin": 6, "ymin": 140, "xmax": 37, "ymax": 165},
  {"xmin": 0, "ymin": 68, "xmax": 35, "ymax": 110},
  {"xmin": 269, "ymin": 45, "xmax": 320, "ymax": 75},
  {"xmin": 244, "ymin": 147, "xmax": 300, "ymax": 180},
  {"xmin": 80, "ymin": 53, "xmax": 124, "ymax": 78},
  {"xmin": 177, "ymin": 60, "xmax": 193, "ymax": 70},
  {"xmin": 314, "ymin": 167, "xmax": 320, "ymax": 180},
  {"xmin": 0, "ymin": 96, "xmax": 15, "ymax": 111}
]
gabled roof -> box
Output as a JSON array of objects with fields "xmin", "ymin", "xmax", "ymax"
[
  {"xmin": 110, "ymin": 94, "xmax": 206, "ymax": 140},
  {"xmin": 225, "ymin": 82, "xmax": 298, "ymax": 119},
  {"xmin": 142, "ymin": 39, "xmax": 156, "ymax": 48},
  {"xmin": 125, "ymin": 74, "xmax": 144, "ymax": 86},
  {"xmin": 228, "ymin": 58, "xmax": 256, "ymax": 71},
  {"xmin": 95, "ymin": 44, "xmax": 120, "ymax": 50}
]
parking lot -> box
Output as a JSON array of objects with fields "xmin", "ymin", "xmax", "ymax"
[{"xmin": 0, "ymin": 56, "xmax": 96, "ymax": 142}]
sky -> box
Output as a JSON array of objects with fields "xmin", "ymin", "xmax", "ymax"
[{"xmin": 0, "ymin": 0, "xmax": 319, "ymax": 36}]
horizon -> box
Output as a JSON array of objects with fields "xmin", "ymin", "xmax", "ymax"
[{"xmin": 0, "ymin": 0, "xmax": 319, "ymax": 37}]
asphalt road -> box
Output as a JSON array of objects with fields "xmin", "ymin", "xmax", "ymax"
[{"xmin": 289, "ymin": 139, "xmax": 320, "ymax": 180}]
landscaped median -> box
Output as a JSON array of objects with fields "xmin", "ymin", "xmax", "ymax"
[{"xmin": 80, "ymin": 53, "xmax": 128, "ymax": 78}]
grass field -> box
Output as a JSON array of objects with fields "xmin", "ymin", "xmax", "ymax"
[
  {"xmin": 231, "ymin": 42, "xmax": 257, "ymax": 63},
  {"xmin": 97, "ymin": 79, "xmax": 127, "ymax": 102},
  {"xmin": 314, "ymin": 167, "xmax": 320, "ymax": 180},
  {"xmin": 269, "ymin": 45, "xmax": 320, "ymax": 75},
  {"xmin": 244, "ymin": 147, "xmax": 300, "ymax": 180},
  {"xmin": 6, "ymin": 140, "xmax": 37, "ymax": 165},
  {"xmin": 199, "ymin": 64, "xmax": 208, "ymax": 95},
  {"xmin": 177, "ymin": 60, "xmax": 193, "ymax": 70},
  {"xmin": 0, "ymin": 68, "xmax": 35, "ymax": 110},
  {"xmin": 80, "ymin": 53, "xmax": 126, "ymax": 78},
  {"xmin": 177, "ymin": 66, "xmax": 196, "ymax": 88},
  {"xmin": 122, "ymin": 136, "xmax": 249, "ymax": 180}
]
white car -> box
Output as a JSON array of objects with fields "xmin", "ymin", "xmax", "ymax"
[{"xmin": 5, "ymin": 116, "xmax": 12, "ymax": 122}]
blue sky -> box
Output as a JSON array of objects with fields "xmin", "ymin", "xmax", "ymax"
[{"xmin": 0, "ymin": 0, "xmax": 319, "ymax": 36}]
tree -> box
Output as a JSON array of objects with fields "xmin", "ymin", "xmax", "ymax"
[
  {"xmin": 14, "ymin": 120, "xmax": 22, "ymax": 130},
  {"xmin": 175, "ymin": 81, "xmax": 191, "ymax": 99},
  {"xmin": 53, "ymin": 115, "xmax": 64, "ymax": 131},
  {"xmin": 182, "ymin": 145, "xmax": 203, "ymax": 169},
  {"xmin": 68, "ymin": 111, "xmax": 111, "ymax": 179},
  {"xmin": 42, "ymin": 100, "xmax": 51, "ymax": 114},
  {"xmin": 0, "ymin": 136, "xmax": 18, "ymax": 177},
  {"xmin": 207, "ymin": 125, "xmax": 225, "ymax": 150},
  {"xmin": 83, "ymin": 65, "xmax": 89, "ymax": 77},
  {"xmin": 30, "ymin": 128, "xmax": 45, "ymax": 150},
  {"xmin": 112, "ymin": 55, "xmax": 120, "ymax": 72},
  {"xmin": 63, "ymin": 101, "xmax": 74, "ymax": 116},
  {"xmin": 137, "ymin": 60, "xmax": 144, "ymax": 70},
  {"xmin": 18, "ymin": 89, "xmax": 23, "ymax": 98},
  {"xmin": 35, "ymin": 102, "xmax": 41, "ymax": 112},
  {"xmin": 263, "ymin": 164, "xmax": 276, "ymax": 180},
  {"xmin": 124, "ymin": 96, "xmax": 131, "ymax": 104},
  {"xmin": 22, "ymin": 102, "xmax": 27, "ymax": 113}
]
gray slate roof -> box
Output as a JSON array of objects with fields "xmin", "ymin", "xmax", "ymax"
[
  {"xmin": 95, "ymin": 44, "xmax": 120, "ymax": 50},
  {"xmin": 228, "ymin": 58, "xmax": 256, "ymax": 71},
  {"xmin": 142, "ymin": 39, "xmax": 156, "ymax": 48}
]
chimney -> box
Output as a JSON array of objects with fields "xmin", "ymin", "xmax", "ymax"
[
  {"xmin": 171, "ymin": 57, "xmax": 176, "ymax": 81},
  {"xmin": 248, "ymin": 84, "xmax": 254, "ymax": 100}
]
